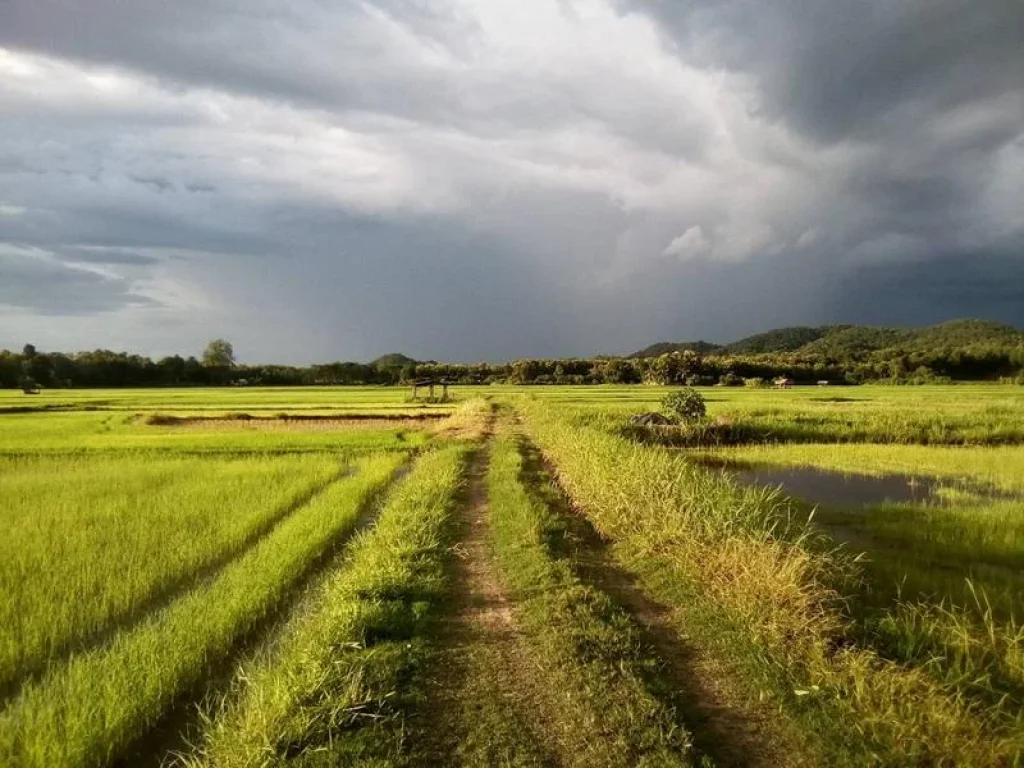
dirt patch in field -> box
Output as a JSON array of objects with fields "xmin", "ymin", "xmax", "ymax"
[
  {"xmin": 139, "ymin": 413, "xmax": 447, "ymax": 431},
  {"xmin": 409, "ymin": 434, "xmax": 562, "ymax": 765}
]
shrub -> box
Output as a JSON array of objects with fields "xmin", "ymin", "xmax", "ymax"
[{"xmin": 661, "ymin": 388, "xmax": 707, "ymax": 422}]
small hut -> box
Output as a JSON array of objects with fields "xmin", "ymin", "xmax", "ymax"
[{"xmin": 410, "ymin": 377, "xmax": 452, "ymax": 402}]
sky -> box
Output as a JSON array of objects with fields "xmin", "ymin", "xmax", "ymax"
[{"xmin": 0, "ymin": 0, "xmax": 1022, "ymax": 363}]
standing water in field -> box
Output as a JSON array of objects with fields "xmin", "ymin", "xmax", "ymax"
[{"xmin": 719, "ymin": 464, "xmax": 1017, "ymax": 510}]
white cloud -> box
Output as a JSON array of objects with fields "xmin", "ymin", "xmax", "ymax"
[
  {"xmin": 796, "ymin": 228, "xmax": 820, "ymax": 249},
  {"xmin": 663, "ymin": 226, "xmax": 711, "ymax": 260}
]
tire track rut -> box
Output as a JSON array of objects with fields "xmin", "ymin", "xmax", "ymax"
[{"xmin": 520, "ymin": 437, "xmax": 784, "ymax": 768}]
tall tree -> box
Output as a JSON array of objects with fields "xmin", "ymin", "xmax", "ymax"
[{"xmin": 202, "ymin": 339, "xmax": 235, "ymax": 368}]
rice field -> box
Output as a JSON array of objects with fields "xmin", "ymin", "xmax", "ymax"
[{"xmin": 2, "ymin": 384, "xmax": 1023, "ymax": 765}]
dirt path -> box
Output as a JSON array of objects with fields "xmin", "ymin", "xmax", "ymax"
[
  {"xmin": 520, "ymin": 441, "xmax": 784, "ymax": 768},
  {"xmin": 411, "ymin": 439, "xmax": 561, "ymax": 767}
]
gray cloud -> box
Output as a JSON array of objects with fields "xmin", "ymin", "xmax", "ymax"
[
  {"xmin": 0, "ymin": 245, "xmax": 157, "ymax": 314},
  {"xmin": 0, "ymin": 0, "xmax": 1021, "ymax": 361},
  {"xmin": 618, "ymin": 0, "xmax": 1024, "ymax": 142},
  {"xmin": 56, "ymin": 247, "xmax": 161, "ymax": 266}
]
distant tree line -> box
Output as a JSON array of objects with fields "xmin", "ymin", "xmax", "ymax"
[{"xmin": 2, "ymin": 337, "xmax": 1022, "ymax": 390}]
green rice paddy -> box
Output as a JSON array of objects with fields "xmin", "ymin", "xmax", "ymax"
[{"xmin": 1, "ymin": 384, "xmax": 1022, "ymax": 765}]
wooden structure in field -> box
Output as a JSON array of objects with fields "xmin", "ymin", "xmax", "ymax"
[{"xmin": 410, "ymin": 378, "xmax": 451, "ymax": 401}]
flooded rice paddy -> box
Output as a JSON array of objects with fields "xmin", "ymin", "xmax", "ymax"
[{"xmin": 715, "ymin": 463, "xmax": 1018, "ymax": 510}]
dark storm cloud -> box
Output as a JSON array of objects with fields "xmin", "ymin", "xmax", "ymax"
[
  {"xmin": 827, "ymin": 253, "xmax": 1024, "ymax": 329},
  {"xmin": 619, "ymin": 0, "xmax": 1024, "ymax": 253},
  {"xmin": 0, "ymin": 0, "xmax": 1022, "ymax": 360},
  {"xmin": 618, "ymin": 0, "xmax": 1024, "ymax": 143}
]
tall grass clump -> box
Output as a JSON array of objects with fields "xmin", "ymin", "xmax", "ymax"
[
  {"xmin": 179, "ymin": 445, "xmax": 470, "ymax": 767},
  {"xmin": 518, "ymin": 400, "xmax": 1022, "ymax": 765},
  {"xmin": 871, "ymin": 586, "xmax": 1024, "ymax": 716},
  {"xmin": 0, "ymin": 453, "xmax": 406, "ymax": 768},
  {"xmin": 485, "ymin": 429, "xmax": 692, "ymax": 766}
]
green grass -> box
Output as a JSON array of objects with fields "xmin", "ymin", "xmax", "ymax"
[
  {"xmin": 820, "ymin": 500, "xmax": 1024, "ymax": 603},
  {"xmin": 4, "ymin": 383, "xmax": 1024, "ymax": 763},
  {"xmin": 518, "ymin": 398, "xmax": 1021, "ymax": 765},
  {"xmin": 0, "ymin": 385, "xmax": 456, "ymax": 413},
  {"xmin": 693, "ymin": 439, "xmax": 1024, "ymax": 719},
  {"xmin": 179, "ymin": 444, "xmax": 470, "ymax": 767},
  {"xmin": 0, "ymin": 411, "xmax": 425, "ymax": 455},
  {"xmin": 484, "ymin": 428, "xmax": 692, "ymax": 766},
  {"xmin": 0, "ymin": 453, "xmax": 345, "ymax": 699},
  {"xmin": 512, "ymin": 383, "xmax": 1024, "ymax": 445},
  {"xmin": 7, "ymin": 382, "xmax": 1024, "ymax": 445},
  {"xmin": 0, "ymin": 452, "xmax": 405, "ymax": 768},
  {"xmin": 697, "ymin": 442, "xmax": 1024, "ymax": 613}
]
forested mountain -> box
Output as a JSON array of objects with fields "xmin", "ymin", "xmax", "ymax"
[
  {"xmin": 632, "ymin": 320, "xmax": 1024, "ymax": 360},
  {"xmin": 725, "ymin": 326, "xmax": 840, "ymax": 354},
  {"xmin": 630, "ymin": 340, "xmax": 722, "ymax": 358}
]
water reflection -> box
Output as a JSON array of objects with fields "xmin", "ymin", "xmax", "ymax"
[{"xmin": 720, "ymin": 464, "xmax": 1014, "ymax": 509}]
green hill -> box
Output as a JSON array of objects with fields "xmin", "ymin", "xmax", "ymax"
[
  {"xmin": 370, "ymin": 353, "xmax": 418, "ymax": 368},
  {"xmin": 799, "ymin": 326, "xmax": 909, "ymax": 358},
  {"xmin": 631, "ymin": 320, "xmax": 1023, "ymax": 359},
  {"xmin": 629, "ymin": 340, "xmax": 722, "ymax": 358},
  {"xmin": 725, "ymin": 326, "xmax": 841, "ymax": 354},
  {"xmin": 904, "ymin": 319, "xmax": 1023, "ymax": 350}
]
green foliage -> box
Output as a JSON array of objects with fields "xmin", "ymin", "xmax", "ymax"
[
  {"xmin": 2, "ymin": 318, "xmax": 1023, "ymax": 389},
  {"xmin": 371, "ymin": 352, "xmax": 418, "ymax": 368},
  {"xmin": 201, "ymin": 338, "xmax": 235, "ymax": 368},
  {"xmin": 630, "ymin": 340, "xmax": 722, "ymax": 358},
  {"xmin": 725, "ymin": 325, "xmax": 836, "ymax": 354},
  {"xmin": 661, "ymin": 387, "xmax": 706, "ymax": 422},
  {"xmin": 800, "ymin": 326, "xmax": 908, "ymax": 358},
  {"xmin": 598, "ymin": 358, "xmax": 641, "ymax": 384}
]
